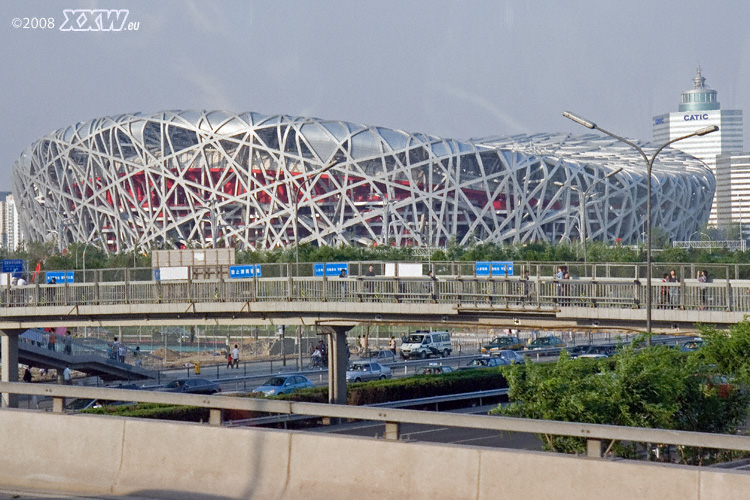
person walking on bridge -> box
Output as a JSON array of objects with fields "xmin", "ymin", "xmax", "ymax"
[{"xmin": 232, "ymin": 344, "xmax": 240, "ymax": 369}]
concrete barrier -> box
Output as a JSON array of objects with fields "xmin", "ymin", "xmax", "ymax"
[{"xmin": 1, "ymin": 410, "xmax": 749, "ymax": 499}]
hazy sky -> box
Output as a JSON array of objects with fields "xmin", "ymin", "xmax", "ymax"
[{"xmin": 2, "ymin": 0, "xmax": 750, "ymax": 192}]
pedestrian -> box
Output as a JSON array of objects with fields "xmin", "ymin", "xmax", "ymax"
[
  {"xmin": 48, "ymin": 332, "xmax": 56, "ymax": 352},
  {"xmin": 63, "ymin": 333, "xmax": 72, "ymax": 355},
  {"xmin": 111, "ymin": 337, "xmax": 120, "ymax": 360},
  {"xmin": 426, "ymin": 270, "xmax": 438, "ymax": 301},
  {"xmin": 339, "ymin": 268, "xmax": 347, "ymax": 298},
  {"xmin": 698, "ymin": 269, "xmax": 709, "ymax": 309},
  {"xmin": 226, "ymin": 350, "xmax": 233, "ymax": 369},
  {"xmin": 365, "ymin": 265, "xmax": 376, "ymax": 297},
  {"xmin": 118, "ymin": 343, "xmax": 127, "ymax": 363},
  {"xmin": 667, "ymin": 269, "xmax": 680, "ymax": 308},
  {"xmin": 522, "ymin": 269, "xmax": 532, "ymax": 303},
  {"xmin": 63, "ymin": 365, "xmax": 72, "ymax": 385},
  {"xmin": 232, "ymin": 344, "xmax": 240, "ymax": 368},
  {"xmin": 555, "ymin": 266, "xmax": 565, "ymax": 302},
  {"xmin": 23, "ymin": 366, "xmax": 32, "ymax": 383},
  {"xmin": 134, "ymin": 346, "xmax": 142, "ymax": 367},
  {"xmin": 389, "ymin": 336, "xmax": 396, "ymax": 354}
]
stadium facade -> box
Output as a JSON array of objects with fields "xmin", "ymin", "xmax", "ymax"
[{"xmin": 12, "ymin": 110, "xmax": 714, "ymax": 253}]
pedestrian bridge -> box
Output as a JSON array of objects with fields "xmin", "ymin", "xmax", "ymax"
[{"xmin": 0, "ymin": 272, "xmax": 747, "ymax": 331}]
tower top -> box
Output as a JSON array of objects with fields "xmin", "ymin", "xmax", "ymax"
[{"xmin": 679, "ymin": 66, "xmax": 719, "ymax": 112}]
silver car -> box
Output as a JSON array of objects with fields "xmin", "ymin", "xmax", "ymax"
[
  {"xmin": 346, "ymin": 361, "xmax": 392, "ymax": 383},
  {"xmin": 253, "ymin": 375, "xmax": 314, "ymax": 396},
  {"xmin": 491, "ymin": 349, "xmax": 525, "ymax": 364}
]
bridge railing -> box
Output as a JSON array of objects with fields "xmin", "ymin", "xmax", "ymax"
[
  {"xmin": 3, "ymin": 381, "xmax": 750, "ymax": 460},
  {"xmin": 6, "ymin": 275, "xmax": 750, "ymax": 314}
]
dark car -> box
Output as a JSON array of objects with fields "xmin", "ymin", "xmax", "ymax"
[
  {"xmin": 526, "ymin": 336, "xmax": 566, "ymax": 350},
  {"xmin": 415, "ymin": 364, "xmax": 454, "ymax": 375},
  {"xmin": 481, "ymin": 336, "xmax": 525, "ymax": 354},
  {"xmin": 680, "ymin": 338, "xmax": 704, "ymax": 352},
  {"xmin": 162, "ymin": 378, "xmax": 221, "ymax": 395}
]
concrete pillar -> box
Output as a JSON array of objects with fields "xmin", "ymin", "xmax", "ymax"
[
  {"xmin": 0, "ymin": 329, "xmax": 23, "ymax": 408},
  {"xmin": 324, "ymin": 325, "xmax": 353, "ymax": 405}
]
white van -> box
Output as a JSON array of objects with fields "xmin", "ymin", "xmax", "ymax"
[{"xmin": 400, "ymin": 330, "xmax": 452, "ymax": 359}]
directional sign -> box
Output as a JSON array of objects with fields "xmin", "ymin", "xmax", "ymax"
[
  {"xmin": 314, "ymin": 263, "xmax": 349, "ymax": 277},
  {"xmin": 2, "ymin": 259, "xmax": 23, "ymax": 274},
  {"xmin": 46, "ymin": 271, "xmax": 74, "ymax": 284},
  {"xmin": 229, "ymin": 264, "xmax": 262, "ymax": 278},
  {"xmin": 475, "ymin": 261, "xmax": 514, "ymax": 276}
]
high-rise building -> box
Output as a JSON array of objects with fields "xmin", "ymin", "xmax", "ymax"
[
  {"xmin": 653, "ymin": 67, "xmax": 744, "ymax": 225},
  {"xmin": 0, "ymin": 192, "xmax": 22, "ymax": 250}
]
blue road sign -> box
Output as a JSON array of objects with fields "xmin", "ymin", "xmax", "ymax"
[
  {"xmin": 46, "ymin": 271, "xmax": 74, "ymax": 284},
  {"xmin": 2, "ymin": 259, "xmax": 23, "ymax": 274},
  {"xmin": 475, "ymin": 261, "xmax": 514, "ymax": 276},
  {"xmin": 314, "ymin": 263, "xmax": 349, "ymax": 277},
  {"xmin": 229, "ymin": 264, "xmax": 262, "ymax": 278}
]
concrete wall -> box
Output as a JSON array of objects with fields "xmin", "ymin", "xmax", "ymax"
[{"xmin": 1, "ymin": 410, "xmax": 749, "ymax": 499}]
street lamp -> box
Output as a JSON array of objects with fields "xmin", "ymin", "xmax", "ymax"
[
  {"xmin": 291, "ymin": 160, "xmax": 339, "ymax": 265},
  {"xmin": 82, "ymin": 237, "xmax": 101, "ymax": 283},
  {"xmin": 564, "ymin": 111, "xmax": 718, "ymax": 336},
  {"xmin": 580, "ymin": 167, "xmax": 623, "ymax": 266}
]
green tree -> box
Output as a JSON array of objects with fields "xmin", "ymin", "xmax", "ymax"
[{"xmin": 493, "ymin": 336, "xmax": 750, "ymax": 462}]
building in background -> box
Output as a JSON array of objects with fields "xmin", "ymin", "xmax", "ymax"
[
  {"xmin": 653, "ymin": 67, "xmax": 744, "ymax": 226},
  {"xmin": 12, "ymin": 110, "xmax": 713, "ymax": 253},
  {"xmin": 0, "ymin": 193, "xmax": 23, "ymax": 251}
]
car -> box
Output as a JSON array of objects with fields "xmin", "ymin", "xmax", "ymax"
[
  {"xmin": 526, "ymin": 335, "xmax": 566, "ymax": 350},
  {"xmin": 481, "ymin": 336, "xmax": 525, "ymax": 354},
  {"xmin": 368, "ymin": 349, "xmax": 396, "ymax": 363},
  {"xmin": 680, "ymin": 338, "xmax": 704, "ymax": 352},
  {"xmin": 567, "ymin": 344, "xmax": 616, "ymax": 359},
  {"xmin": 253, "ymin": 375, "xmax": 314, "ymax": 396},
  {"xmin": 346, "ymin": 361, "xmax": 392, "ymax": 382},
  {"xmin": 490, "ymin": 349, "xmax": 525, "ymax": 364},
  {"xmin": 459, "ymin": 357, "xmax": 508, "ymax": 370},
  {"xmin": 161, "ymin": 378, "xmax": 221, "ymax": 395},
  {"xmin": 415, "ymin": 364, "xmax": 454, "ymax": 375}
]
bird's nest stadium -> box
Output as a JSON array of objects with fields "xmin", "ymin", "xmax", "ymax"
[{"xmin": 12, "ymin": 110, "xmax": 714, "ymax": 253}]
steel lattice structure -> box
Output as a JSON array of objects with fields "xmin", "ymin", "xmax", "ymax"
[{"xmin": 12, "ymin": 110, "xmax": 714, "ymax": 253}]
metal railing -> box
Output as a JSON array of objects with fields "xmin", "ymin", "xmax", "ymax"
[
  {"xmin": 4, "ymin": 275, "xmax": 750, "ymax": 314},
  {"xmin": 3, "ymin": 381, "xmax": 750, "ymax": 459}
]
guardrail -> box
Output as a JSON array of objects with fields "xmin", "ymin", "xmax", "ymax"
[
  {"xmin": 3, "ymin": 382, "xmax": 750, "ymax": 459},
  {"xmin": 4, "ymin": 275, "xmax": 750, "ymax": 314}
]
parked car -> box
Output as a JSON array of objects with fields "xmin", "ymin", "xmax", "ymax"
[
  {"xmin": 400, "ymin": 330, "xmax": 452, "ymax": 359},
  {"xmin": 459, "ymin": 357, "xmax": 508, "ymax": 370},
  {"xmin": 415, "ymin": 364, "xmax": 454, "ymax": 375},
  {"xmin": 526, "ymin": 336, "xmax": 566, "ymax": 350},
  {"xmin": 481, "ymin": 336, "xmax": 525, "ymax": 354},
  {"xmin": 161, "ymin": 378, "xmax": 221, "ymax": 395},
  {"xmin": 368, "ymin": 349, "xmax": 396, "ymax": 363},
  {"xmin": 253, "ymin": 375, "xmax": 314, "ymax": 396},
  {"xmin": 346, "ymin": 361, "xmax": 392, "ymax": 382},
  {"xmin": 491, "ymin": 349, "xmax": 525, "ymax": 364}
]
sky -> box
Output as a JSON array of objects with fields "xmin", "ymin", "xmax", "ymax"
[{"xmin": 2, "ymin": 0, "xmax": 750, "ymax": 192}]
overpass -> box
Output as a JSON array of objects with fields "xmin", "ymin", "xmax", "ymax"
[
  {"xmin": 1, "ymin": 382, "xmax": 749, "ymax": 499},
  {"xmin": 15, "ymin": 329, "xmax": 157, "ymax": 381},
  {"xmin": 2, "ymin": 269, "xmax": 750, "ymax": 406}
]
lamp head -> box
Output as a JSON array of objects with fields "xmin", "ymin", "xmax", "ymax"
[
  {"xmin": 563, "ymin": 111, "xmax": 596, "ymax": 129},
  {"xmin": 695, "ymin": 125, "xmax": 719, "ymax": 136}
]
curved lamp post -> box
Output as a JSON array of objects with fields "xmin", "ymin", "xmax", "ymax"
[
  {"xmin": 82, "ymin": 237, "xmax": 101, "ymax": 283},
  {"xmin": 563, "ymin": 111, "xmax": 718, "ymax": 336},
  {"xmin": 291, "ymin": 160, "xmax": 339, "ymax": 265}
]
